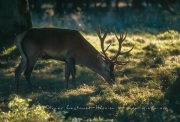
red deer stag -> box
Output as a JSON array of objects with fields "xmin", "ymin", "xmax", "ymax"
[{"xmin": 15, "ymin": 27, "xmax": 133, "ymax": 92}]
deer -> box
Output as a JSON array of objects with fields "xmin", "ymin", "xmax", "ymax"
[{"xmin": 14, "ymin": 27, "xmax": 134, "ymax": 92}]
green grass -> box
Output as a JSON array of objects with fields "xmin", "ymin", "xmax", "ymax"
[{"xmin": 0, "ymin": 30, "xmax": 180, "ymax": 122}]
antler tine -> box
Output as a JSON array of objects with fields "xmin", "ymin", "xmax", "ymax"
[
  {"xmin": 112, "ymin": 27, "xmax": 124, "ymax": 61},
  {"xmin": 120, "ymin": 45, "xmax": 134, "ymax": 55},
  {"xmin": 96, "ymin": 26, "xmax": 108, "ymax": 42},
  {"xmin": 96, "ymin": 26, "xmax": 110, "ymax": 60},
  {"xmin": 116, "ymin": 29, "xmax": 134, "ymax": 55},
  {"xmin": 96, "ymin": 26, "xmax": 102, "ymax": 41},
  {"xmin": 122, "ymin": 32, "xmax": 127, "ymax": 41},
  {"xmin": 104, "ymin": 43, "xmax": 112, "ymax": 52},
  {"xmin": 114, "ymin": 27, "xmax": 120, "ymax": 41},
  {"xmin": 114, "ymin": 27, "xmax": 127, "ymax": 43},
  {"xmin": 112, "ymin": 28, "xmax": 134, "ymax": 64}
]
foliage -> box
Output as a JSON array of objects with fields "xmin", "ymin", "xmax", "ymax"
[
  {"xmin": 0, "ymin": 29, "xmax": 180, "ymax": 121},
  {"xmin": 157, "ymin": 30, "xmax": 180, "ymax": 40},
  {"xmin": 0, "ymin": 96, "xmax": 61, "ymax": 122}
]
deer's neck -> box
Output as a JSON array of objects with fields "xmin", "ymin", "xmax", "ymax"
[{"xmin": 79, "ymin": 50, "xmax": 103, "ymax": 74}]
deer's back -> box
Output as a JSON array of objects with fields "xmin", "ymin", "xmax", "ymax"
[{"xmin": 21, "ymin": 28, "xmax": 98, "ymax": 61}]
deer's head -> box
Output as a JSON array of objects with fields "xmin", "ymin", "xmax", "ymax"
[{"xmin": 96, "ymin": 27, "xmax": 134, "ymax": 85}]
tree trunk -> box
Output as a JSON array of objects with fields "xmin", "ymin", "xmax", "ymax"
[{"xmin": 0, "ymin": 0, "xmax": 32, "ymax": 41}]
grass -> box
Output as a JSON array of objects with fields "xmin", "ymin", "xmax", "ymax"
[{"xmin": 0, "ymin": 29, "xmax": 180, "ymax": 122}]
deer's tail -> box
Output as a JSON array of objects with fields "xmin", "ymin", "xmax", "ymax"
[{"xmin": 15, "ymin": 31, "xmax": 28, "ymax": 61}]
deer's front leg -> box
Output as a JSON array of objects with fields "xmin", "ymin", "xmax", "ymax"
[
  {"xmin": 65, "ymin": 63, "xmax": 70, "ymax": 89},
  {"xmin": 66, "ymin": 58, "xmax": 76, "ymax": 88}
]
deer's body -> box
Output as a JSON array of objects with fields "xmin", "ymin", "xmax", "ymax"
[
  {"xmin": 20, "ymin": 28, "xmax": 100, "ymax": 66},
  {"xmin": 15, "ymin": 27, "xmax": 133, "ymax": 92},
  {"xmin": 15, "ymin": 28, "xmax": 117, "ymax": 92}
]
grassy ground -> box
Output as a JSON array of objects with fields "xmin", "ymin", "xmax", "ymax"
[{"xmin": 0, "ymin": 29, "xmax": 180, "ymax": 122}]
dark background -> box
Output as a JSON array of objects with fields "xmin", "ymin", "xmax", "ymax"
[
  {"xmin": 0, "ymin": 0, "xmax": 180, "ymax": 42},
  {"xmin": 30, "ymin": 0, "xmax": 180, "ymax": 31}
]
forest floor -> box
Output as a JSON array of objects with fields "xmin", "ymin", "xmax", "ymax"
[{"xmin": 0, "ymin": 28, "xmax": 180, "ymax": 121}]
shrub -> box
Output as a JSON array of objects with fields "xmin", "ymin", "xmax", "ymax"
[
  {"xmin": 0, "ymin": 96, "xmax": 60, "ymax": 122},
  {"xmin": 157, "ymin": 30, "xmax": 179, "ymax": 40}
]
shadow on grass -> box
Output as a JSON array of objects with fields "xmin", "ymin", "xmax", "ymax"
[
  {"xmin": 1, "ymin": 67, "xmax": 100, "ymax": 94},
  {"xmin": 119, "ymin": 66, "xmax": 155, "ymax": 84},
  {"xmin": 166, "ymin": 68, "xmax": 180, "ymax": 114},
  {"xmin": 0, "ymin": 48, "xmax": 19, "ymax": 60},
  {"xmin": 28, "ymin": 85, "xmax": 117, "ymax": 120},
  {"xmin": 0, "ymin": 65, "xmax": 114, "ymax": 119},
  {"xmin": 0, "ymin": 74, "xmax": 15, "ymax": 111},
  {"xmin": 30, "ymin": 91, "xmax": 99, "ymax": 119},
  {"xmin": 0, "ymin": 66, "xmax": 179, "ymax": 121}
]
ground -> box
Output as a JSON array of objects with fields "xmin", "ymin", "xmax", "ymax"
[{"xmin": 0, "ymin": 28, "xmax": 180, "ymax": 121}]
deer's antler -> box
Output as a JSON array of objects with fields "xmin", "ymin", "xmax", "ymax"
[
  {"xmin": 96, "ymin": 27, "xmax": 134, "ymax": 65},
  {"xmin": 112, "ymin": 28, "xmax": 134, "ymax": 64},
  {"xmin": 96, "ymin": 26, "xmax": 111, "ymax": 61}
]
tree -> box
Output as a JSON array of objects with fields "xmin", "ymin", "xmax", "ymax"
[{"xmin": 0, "ymin": 0, "xmax": 32, "ymax": 42}]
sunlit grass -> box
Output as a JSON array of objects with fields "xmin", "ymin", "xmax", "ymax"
[
  {"xmin": 0, "ymin": 96, "xmax": 61, "ymax": 122},
  {"xmin": 0, "ymin": 30, "xmax": 180, "ymax": 121},
  {"xmin": 157, "ymin": 30, "xmax": 180, "ymax": 40},
  {"xmin": 0, "ymin": 45, "xmax": 16, "ymax": 57}
]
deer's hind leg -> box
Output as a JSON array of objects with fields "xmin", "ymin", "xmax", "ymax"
[
  {"xmin": 24, "ymin": 53, "xmax": 38, "ymax": 92},
  {"xmin": 15, "ymin": 56, "xmax": 27, "ymax": 93},
  {"xmin": 24, "ymin": 58, "xmax": 37, "ymax": 91}
]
